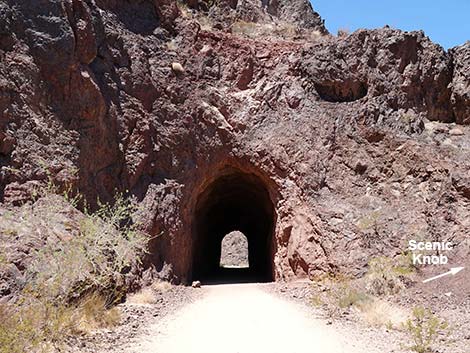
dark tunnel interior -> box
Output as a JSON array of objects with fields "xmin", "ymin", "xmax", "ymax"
[{"xmin": 192, "ymin": 171, "xmax": 275, "ymax": 283}]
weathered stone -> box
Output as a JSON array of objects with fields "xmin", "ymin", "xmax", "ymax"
[
  {"xmin": 450, "ymin": 42, "xmax": 470, "ymax": 124},
  {"xmin": 0, "ymin": 0, "xmax": 469, "ymax": 288},
  {"xmin": 171, "ymin": 62, "xmax": 185, "ymax": 75},
  {"xmin": 449, "ymin": 128, "xmax": 464, "ymax": 136}
]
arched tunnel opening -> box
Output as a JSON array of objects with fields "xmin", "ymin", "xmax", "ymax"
[
  {"xmin": 220, "ymin": 231, "xmax": 250, "ymax": 268},
  {"xmin": 192, "ymin": 171, "xmax": 276, "ymax": 284}
]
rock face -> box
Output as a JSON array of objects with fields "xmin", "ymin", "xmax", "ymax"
[
  {"xmin": 450, "ymin": 42, "xmax": 470, "ymax": 124},
  {"xmin": 1, "ymin": 0, "xmax": 469, "ymax": 284}
]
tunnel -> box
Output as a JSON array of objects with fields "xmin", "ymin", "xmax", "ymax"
[{"xmin": 192, "ymin": 170, "xmax": 275, "ymax": 283}]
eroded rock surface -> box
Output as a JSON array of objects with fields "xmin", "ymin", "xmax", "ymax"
[{"xmin": 0, "ymin": 0, "xmax": 469, "ymax": 284}]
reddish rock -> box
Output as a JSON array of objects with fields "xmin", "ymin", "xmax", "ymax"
[
  {"xmin": 154, "ymin": 0, "xmax": 180, "ymax": 30},
  {"xmin": 450, "ymin": 42, "xmax": 470, "ymax": 124},
  {"xmin": 0, "ymin": 132, "xmax": 15, "ymax": 155},
  {"xmin": 66, "ymin": 0, "xmax": 97, "ymax": 65},
  {"xmin": 0, "ymin": 0, "xmax": 469, "ymax": 286}
]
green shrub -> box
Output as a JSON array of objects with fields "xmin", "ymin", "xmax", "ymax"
[
  {"xmin": 337, "ymin": 286, "xmax": 370, "ymax": 309},
  {"xmin": 404, "ymin": 307, "xmax": 449, "ymax": 353},
  {"xmin": 365, "ymin": 256, "xmax": 414, "ymax": 296},
  {"xmin": 357, "ymin": 210, "xmax": 381, "ymax": 231}
]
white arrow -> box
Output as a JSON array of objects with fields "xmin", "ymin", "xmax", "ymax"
[{"xmin": 422, "ymin": 267, "xmax": 465, "ymax": 283}]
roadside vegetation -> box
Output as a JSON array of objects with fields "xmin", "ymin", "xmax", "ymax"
[
  {"xmin": 311, "ymin": 254, "xmax": 451, "ymax": 352},
  {"xmin": 404, "ymin": 306, "xmax": 450, "ymax": 353},
  {"xmin": 0, "ymin": 187, "xmax": 148, "ymax": 353}
]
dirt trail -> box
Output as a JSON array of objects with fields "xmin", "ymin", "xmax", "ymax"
[{"xmin": 125, "ymin": 283, "xmax": 391, "ymax": 353}]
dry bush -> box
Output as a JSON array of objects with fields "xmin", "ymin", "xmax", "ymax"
[
  {"xmin": 23, "ymin": 193, "xmax": 148, "ymax": 302},
  {"xmin": 74, "ymin": 293, "xmax": 121, "ymax": 334},
  {"xmin": 231, "ymin": 20, "xmax": 265, "ymax": 37},
  {"xmin": 176, "ymin": 0, "xmax": 192, "ymax": 18},
  {"xmin": 312, "ymin": 262, "xmax": 412, "ymax": 327},
  {"xmin": 197, "ymin": 15, "xmax": 214, "ymax": 31},
  {"xmin": 0, "ymin": 296, "xmax": 75, "ymax": 353},
  {"xmin": 337, "ymin": 28, "xmax": 350, "ymax": 37},
  {"xmin": 356, "ymin": 210, "xmax": 381, "ymax": 231},
  {"xmin": 0, "ymin": 192, "xmax": 148, "ymax": 351},
  {"xmin": 152, "ymin": 281, "xmax": 172, "ymax": 293},
  {"xmin": 353, "ymin": 298, "xmax": 408, "ymax": 329},
  {"xmin": 231, "ymin": 20, "xmax": 316, "ymax": 41},
  {"xmin": 127, "ymin": 287, "xmax": 156, "ymax": 305},
  {"xmin": 127, "ymin": 281, "xmax": 172, "ymax": 305},
  {"xmin": 0, "ymin": 293, "xmax": 121, "ymax": 352},
  {"xmin": 307, "ymin": 30, "xmax": 323, "ymax": 42},
  {"xmin": 166, "ymin": 39, "xmax": 178, "ymax": 51}
]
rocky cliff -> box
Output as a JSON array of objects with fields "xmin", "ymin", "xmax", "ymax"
[{"xmin": 1, "ymin": 0, "xmax": 469, "ymax": 284}]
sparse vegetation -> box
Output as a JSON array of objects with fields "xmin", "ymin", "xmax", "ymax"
[
  {"xmin": 312, "ymin": 255, "xmax": 415, "ymax": 328},
  {"xmin": 357, "ymin": 210, "xmax": 381, "ymax": 231},
  {"xmin": 337, "ymin": 28, "xmax": 350, "ymax": 37},
  {"xmin": 23, "ymin": 193, "xmax": 147, "ymax": 302},
  {"xmin": 127, "ymin": 281, "xmax": 173, "ymax": 305},
  {"xmin": 365, "ymin": 255, "xmax": 414, "ymax": 296},
  {"xmin": 127, "ymin": 287, "xmax": 157, "ymax": 305},
  {"xmin": 311, "ymin": 273, "xmax": 371, "ymax": 317},
  {"xmin": 0, "ymin": 292, "xmax": 121, "ymax": 353},
  {"xmin": 403, "ymin": 306, "xmax": 449, "ymax": 353},
  {"xmin": 354, "ymin": 297, "xmax": 408, "ymax": 329},
  {"xmin": 152, "ymin": 281, "xmax": 173, "ymax": 293},
  {"xmin": 231, "ymin": 20, "xmax": 322, "ymax": 41},
  {"xmin": 74, "ymin": 293, "xmax": 121, "ymax": 333},
  {"xmin": 0, "ymin": 191, "xmax": 148, "ymax": 353}
]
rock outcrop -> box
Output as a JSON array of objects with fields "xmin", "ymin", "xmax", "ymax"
[
  {"xmin": 0, "ymin": 0, "xmax": 469, "ymax": 284},
  {"xmin": 450, "ymin": 42, "xmax": 470, "ymax": 124}
]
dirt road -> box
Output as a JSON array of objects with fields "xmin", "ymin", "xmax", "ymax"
[{"xmin": 125, "ymin": 283, "xmax": 395, "ymax": 353}]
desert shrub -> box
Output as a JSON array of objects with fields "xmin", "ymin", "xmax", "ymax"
[
  {"xmin": 354, "ymin": 298, "xmax": 408, "ymax": 329},
  {"xmin": 311, "ymin": 273, "xmax": 371, "ymax": 317},
  {"xmin": 403, "ymin": 307, "xmax": 449, "ymax": 353},
  {"xmin": 357, "ymin": 210, "xmax": 381, "ymax": 231},
  {"xmin": 126, "ymin": 287, "xmax": 157, "ymax": 305},
  {"xmin": 231, "ymin": 20, "xmax": 306, "ymax": 40},
  {"xmin": 365, "ymin": 255, "xmax": 414, "ymax": 296},
  {"xmin": 231, "ymin": 20, "xmax": 263, "ymax": 37},
  {"xmin": 0, "ymin": 293, "xmax": 121, "ymax": 353},
  {"xmin": 337, "ymin": 28, "xmax": 350, "ymax": 37},
  {"xmin": 25, "ymin": 193, "xmax": 147, "ymax": 302},
  {"xmin": 0, "ymin": 192, "xmax": 148, "ymax": 352},
  {"xmin": 0, "ymin": 296, "xmax": 75, "ymax": 353},
  {"xmin": 337, "ymin": 285, "xmax": 370, "ymax": 308},
  {"xmin": 312, "ymin": 269, "xmax": 411, "ymax": 328},
  {"xmin": 73, "ymin": 293, "xmax": 121, "ymax": 333}
]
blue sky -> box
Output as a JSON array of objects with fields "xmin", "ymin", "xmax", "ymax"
[{"xmin": 311, "ymin": 0, "xmax": 470, "ymax": 49}]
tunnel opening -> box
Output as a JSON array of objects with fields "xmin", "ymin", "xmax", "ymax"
[
  {"xmin": 220, "ymin": 231, "xmax": 249, "ymax": 268},
  {"xmin": 192, "ymin": 171, "xmax": 275, "ymax": 284}
]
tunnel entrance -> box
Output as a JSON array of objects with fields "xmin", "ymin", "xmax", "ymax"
[{"xmin": 192, "ymin": 171, "xmax": 275, "ymax": 283}]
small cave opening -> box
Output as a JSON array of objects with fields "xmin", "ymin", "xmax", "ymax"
[
  {"xmin": 314, "ymin": 79, "xmax": 368, "ymax": 103},
  {"xmin": 192, "ymin": 171, "xmax": 275, "ymax": 284}
]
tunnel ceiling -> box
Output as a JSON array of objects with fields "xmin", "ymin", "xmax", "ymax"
[{"xmin": 192, "ymin": 170, "xmax": 275, "ymax": 283}]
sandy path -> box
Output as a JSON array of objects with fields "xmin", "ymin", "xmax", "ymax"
[{"xmin": 126, "ymin": 283, "xmax": 384, "ymax": 353}]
